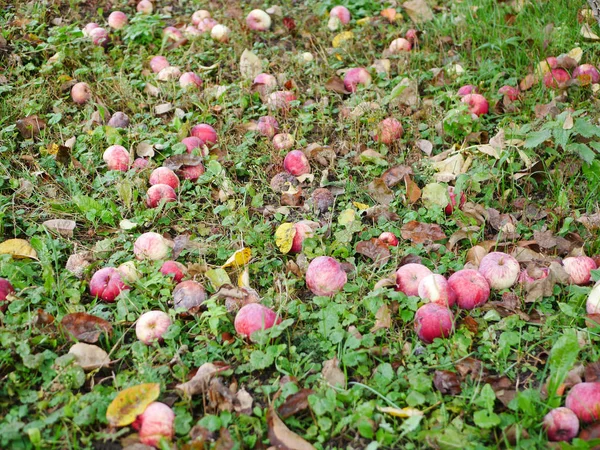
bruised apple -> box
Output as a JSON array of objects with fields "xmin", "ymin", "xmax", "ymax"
[
  {"xmin": 306, "ymin": 256, "xmax": 347, "ymax": 296},
  {"xmin": 543, "ymin": 407, "xmax": 579, "ymax": 442},
  {"xmin": 290, "ymin": 220, "xmax": 318, "ymax": 253},
  {"xmin": 343, "ymin": 68, "xmax": 372, "ymax": 93},
  {"xmin": 461, "ymin": 93, "xmax": 489, "ymax": 116},
  {"xmin": 0, "ymin": 278, "xmax": 14, "ymax": 301},
  {"xmin": 89, "ymin": 267, "xmax": 130, "ymax": 302},
  {"xmin": 388, "ymin": 37, "xmax": 411, "ymax": 54},
  {"xmin": 71, "ymin": 82, "xmax": 92, "ymax": 104},
  {"xmin": 563, "ymin": 256, "xmax": 597, "ymax": 285},
  {"xmin": 246, "ymin": 9, "xmax": 271, "ymax": 31},
  {"xmin": 108, "ymin": 11, "xmax": 128, "ymax": 29},
  {"xmin": 378, "ymin": 232, "xmax": 398, "ymax": 247},
  {"xmin": 544, "ymin": 69, "xmax": 570, "ymax": 88},
  {"xmin": 272, "ymin": 133, "xmax": 294, "ymax": 151},
  {"xmin": 150, "ymin": 56, "xmax": 169, "ymax": 74},
  {"xmin": 234, "ymin": 303, "xmax": 281, "ymax": 340},
  {"xmin": 573, "ymin": 64, "xmax": 600, "ymax": 86},
  {"xmin": 375, "ymin": 117, "xmax": 403, "ymax": 145},
  {"xmin": 173, "ymin": 280, "xmax": 207, "ymax": 312},
  {"xmin": 414, "ymin": 303, "xmax": 454, "ymax": 344},
  {"xmin": 257, "ymin": 116, "xmax": 279, "ymax": 138},
  {"xmin": 103, "ymin": 145, "xmax": 129, "ymax": 171},
  {"xmin": 418, "ymin": 274, "xmax": 455, "ymax": 307}
]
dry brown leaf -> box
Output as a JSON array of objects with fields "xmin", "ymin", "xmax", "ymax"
[
  {"xmin": 400, "ymin": 221, "xmax": 446, "ymax": 244},
  {"xmin": 68, "ymin": 343, "xmax": 110, "ymax": 370},
  {"xmin": 519, "ymin": 73, "xmax": 536, "ymax": 91},
  {"xmin": 416, "ymin": 139, "xmax": 433, "ymax": 155},
  {"xmin": 278, "ymin": 389, "xmax": 314, "ymax": 419},
  {"xmin": 577, "ymin": 212, "xmax": 600, "ymax": 231},
  {"xmin": 433, "ymin": 370, "xmax": 462, "ymax": 395},
  {"xmin": 16, "ymin": 115, "xmax": 46, "ymax": 139},
  {"xmin": 325, "ymin": 76, "xmax": 349, "ymax": 94},
  {"xmin": 43, "ymin": 219, "xmax": 76, "ymax": 237},
  {"xmin": 381, "ymin": 165, "xmax": 412, "ymax": 188},
  {"xmin": 581, "ymin": 23, "xmax": 600, "ymax": 40},
  {"xmin": 176, "ymin": 363, "xmax": 229, "ymax": 396},
  {"xmin": 367, "ymin": 178, "xmax": 394, "ymax": 205},
  {"xmin": 403, "ymin": 0, "xmax": 434, "ymax": 23},
  {"xmin": 405, "ymin": 175, "xmax": 421, "ymax": 204},
  {"xmin": 163, "ymin": 154, "xmax": 203, "ymax": 170},
  {"xmin": 356, "ymin": 239, "xmax": 391, "ymax": 267},
  {"xmin": 61, "ymin": 312, "xmax": 113, "ymax": 343},
  {"xmin": 466, "ymin": 245, "xmax": 488, "ymax": 267},
  {"xmin": 268, "ymin": 406, "xmax": 316, "ymax": 450},
  {"xmin": 364, "ymin": 205, "xmax": 400, "ymax": 222},
  {"xmin": 322, "ymin": 357, "xmax": 346, "ymax": 388},
  {"xmin": 370, "ymin": 304, "xmax": 392, "ymax": 332}
]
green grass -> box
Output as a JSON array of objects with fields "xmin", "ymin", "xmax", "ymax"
[{"xmin": 2, "ymin": 0, "xmax": 600, "ymax": 448}]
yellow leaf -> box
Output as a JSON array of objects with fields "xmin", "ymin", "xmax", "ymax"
[
  {"xmin": 356, "ymin": 17, "xmax": 371, "ymax": 25},
  {"xmin": 275, "ymin": 223, "xmax": 296, "ymax": 254},
  {"xmin": 222, "ymin": 248, "xmax": 252, "ymax": 268},
  {"xmin": 338, "ymin": 209, "xmax": 356, "ymax": 226},
  {"xmin": 0, "ymin": 239, "xmax": 38, "ymax": 259},
  {"xmin": 238, "ymin": 267, "xmax": 250, "ymax": 288},
  {"xmin": 567, "ymin": 47, "xmax": 583, "ymax": 64},
  {"xmin": 332, "ymin": 31, "xmax": 354, "ymax": 48},
  {"xmin": 353, "ymin": 201, "xmax": 370, "ymax": 210},
  {"xmin": 205, "ymin": 268, "xmax": 232, "ymax": 290},
  {"xmin": 106, "ymin": 383, "xmax": 160, "ymax": 427},
  {"xmin": 377, "ymin": 406, "xmax": 423, "ymax": 418},
  {"xmin": 46, "ymin": 143, "xmax": 59, "ymax": 156}
]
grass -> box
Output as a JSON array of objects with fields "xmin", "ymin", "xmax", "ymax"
[{"xmin": 2, "ymin": 0, "xmax": 600, "ymax": 448}]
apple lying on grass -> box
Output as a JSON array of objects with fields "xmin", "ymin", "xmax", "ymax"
[
  {"xmin": 418, "ymin": 274, "xmax": 455, "ymax": 307},
  {"xmin": 375, "ymin": 117, "xmax": 403, "ymax": 145},
  {"xmin": 461, "ymin": 93, "xmax": 489, "ymax": 116},
  {"xmin": 565, "ymin": 382, "xmax": 600, "ymax": 423},
  {"xmin": 134, "ymin": 232, "xmax": 170, "ymax": 261},
  {"xmin": 478, "ymin": 251, "xmax": 520, "ymax": 290},
  {"xmin": 414, "ymin": 303, "xmax": 454, "ymax": 344},
  {"xmin": 257, "ymin": 116, "xmax": 279, "ymax": 138},
  {"xmin": 136, "ymin": 0, "xmax": 153, "ymax": 14},
  {"xmin": 107, "ymin": 111, "xmax": 129, "ymax": 128},
  {"xmin": 103, "ymin": 145, "xmax": 129, "ymax": 171},
  {"xmin": 197, "ymin": 17, "xmax": 218, "ymax": 33},
  {"xmin": 160, "ymin": 261, "xmax": 186, "ymax": 283},
  {"xmin": 563, "ymin": 256, "xmax": 597, "ymax": 285},
  {"xmin": 191, "ymin": 10, "xmax": 211, "ymax": 25},
  {"xmin": 378, "ymin": 232, "xmax": 398, "ymax": 247},
  {"xmin": 234, "ymin": 303, "xmax": 281, "ymax": 340},
  {"xmin": 146, "ymin": 184, "xmax": 177, "ymax": 208},
  {"xmin": 447, "ymin": 269, "xmax": 490, "ymax": 309},
  {"xmin": 542, "ymin": 407, "xmax": 579, "ymax": 442},
  {"xmin": 343, "ymin": 68, "xmax": 372, "ymax": 93},
  {"xmin": 132, "ymin": 402, "xmax": 175, "ymax": 447},
  {"xmin": 246, "ymin": 9, "xmax": 271, "ymax": 31},
  {"xmin": 179, "ymin": 72, "xmax": 202, "ymax": 89},
  {"xmin": 108, "ymin": 11, "xmax": 128, "ymax": 29},
  {"xmin": 191, "ymin": 124, "xmax": 218, "ymax": 146},
  {"xmin": 395, "ymin": 263, "xmax": 432, "ymax": 297},
  {"xmin": 90, "ymin": 267, "xmax": 130, "ymax": 302},
  {"xmin": 388, "ymin": 37, "xmax": 411, "ymax": 54},
  {"xmin": 211, "ymin": 24, "xmax": 231, "ymax": 42},
  {"xmin": 457, "ymin": 84, "xmax": 477, "ymax": 97},
  {"xmin": 330, "ymin": 5, "xmax": 351, "ymax": 24},
  {"xmin": 0, "ymin": 278, "xmax": 15, "ymax": 301},
  {"xmin": 289, "ymin": 220, "xmax": 318, "ymax": 253},
  {"xmin": 544, "ymin": 68, "xmax": 570, "ymax": 88},
  {"xmin": 150, "ymin": 56, "xmax": 169, "ymax": 74},
  {"xmin": 149, "ymin": 167, "xmax": 179, "ymax": 190},
  {"xmin": 272, "ymin": 133, "xmax": 294, "ymax": 151},
  {"xmin": 283, "ymin": 150, "xmax": 310, "ymax": 176},
  {"xmin": 306, "ymin": 256, "xmax": 347, "ymax": 296},
  {"xmin": 173, "ymin": 280, "xmax": 207, "ymax": 311},
  {"xmin": 136, "ymin": 311, "xmax": 171, "ymax": 344},
  {"xmin": 181, "ymin": 136, "xmax": 205, "ymax": 154},
  {"xmin": 71, "ymin": 82, "xmax": 92, "ymax": 104},
  {"xmin": 572, "ymin": 64, "xmax": 600, "ymax": 85}
]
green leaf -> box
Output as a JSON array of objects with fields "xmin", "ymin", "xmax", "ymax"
[
  {"xmin": 574, "ymin": 118, "xmax": 600, "ymax": 138},
  {"xmin": 567, "ymin": 143, "xmax": 596, "ymax": 164},
  {"xmin": 547, "ymin": 329, "xmax": 580, "ymax": 405},
  {"xmin": 473, "ymin": 410, "xmax": 501, "ymax": 428},
  {"xmin": 474, "ymin": 384, "xmax": 497, "ymax": 410},
  {"xmin": 524, "ymin": 129, "xmax": 551, "ymax": 149}
]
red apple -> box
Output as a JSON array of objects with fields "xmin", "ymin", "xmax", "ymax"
[
  {"xmin": 544, "ymin": 68, "xmax": 570, "ymax": 89},
  {"xmin": 160, "ymin": 261, "xmax": 186, "ymax": 282},
  {"xmin": 290, "ymin": 220, "xmax": 318, "ymax": 253},
  {"xmin": 178, "ymin": 164, "xmax": 205, "ymax": 181},
  {"xmin": 306, "ymin": 256, "xmax": 347, "ymax": 296},
  {"xmin": 461, "ymin": 93, "xmax": 489, "ymax": 116},
  {"xmin": 134, "ymin": 232, "xmax": 170, "ymax": 261},
  {"xmin": 149, "ymin": 167, "xmax": 179, "ymax": 190},
  {"xmin": 253, "ymin": 73, "xmax": 278, "ymax": 92},
  {"xmin": 89, "ymin": 27, "xmax": 110, "ymax": 46},
  {"xmin": 257, "ymin": 116, "xmax": 279, "ymax": 138},
  {"xmin": 83, "ymin": 23, "xmax": 100, "ymax": 37},
  {"xmin": 108, "ymin": 11, "xmax": 128, "ymax": 29},
  {"xmin": 191, "ymin": 10, "xmax": 211, "ymax": 25},
  {"xmin": 136, "ymin": 0, "xmax": 153, "ymax": 14},
  {"xmin": 447, "ymin": 269, "xmax": 490, "ymax": 309},
  {"xmin": 163, "ymin": 26, "xmax": 182, "ymax": 42},
  {"xmin": 444, "ymin": 186, "xmax": 466, "ymax": 215},
  {"xmin": 179, "ymin": 72, "xmax": 202, "ymax": 89},
  {"xmin": 395, "ymin": 263, "xmax": 433, "ymax": 297},
  {"xmin": 246, "ymin": 9, "xmax": 271, "ymax": 31},
  {"xmin": 388, "ymin": 37, "xmax": 411, "ymax": 54},
  {"xmin": 146, "ymin": 184, "xmax": 177, "ymax": 208},
  {"xmin": 173, "ymin": 280, "xmax": 207, "ymax": 311},
  {"xmin": 266, "ymin": 90, "xmax": 297, "ymax": 111},
  {"xmin": 103, "ymin": 145, "xmax": 129, "ymax": 171},
  {"xmin": 414, "ymin": 303, "xmax": 454, "ymax": 344},
  {"xmin": 457, "ymin": 85, "xmax": 477, "ymax": 97},
  {"xmin": 563, "ymin": 256, "xmax": 597, "ymax": 285},
  {"xmin": 543, "ymin": 407, "xmax": 579, "ymax": 442},
  {"xmin": 478, "ymin": 251, "xmax": 520, "ymax": 290},
  {"xmin": 330, "ymin": 5, "xmax": 351, "ymax": 24},
  {"xmin": 546, "ymin": 56, "xmax": 558, "ymax": 69},
  {"xmin": 418, "ymin": 274, "xmax": 455, "ymax": 307},
  {"xmin": 375, "ymin": 117, "xmax": 403, "ymax": 145},
  {"xmin": 132, "ymin": 402, "xmax": 174, "ymax": 447},
  {"xmin": 406, "ymin": 28, "xmax": 418, "ymax": 43},
  {"xmin": 378, "ymin": 232, "xmax": 398, "ymax": 247},
  {"xmin": 89, "ymin": 267, "xmax": 130, "ymax": 302},
  {"xmin": 190, "ymin": 124, "xmax": 218, "ymax": 146},
  {"xmin": 150, "ymin": 56, "xmax": 169, "ymax": 74},
  {"xmin": 498, "ymin": 85, "xmax": 519, "ymax": 101},
  {"xmin": 197, "ymin": 17, "xmax": 218, "ymax": 33},
  {"xmin": 573, "ymin": 64, "xmax": 600, "ymax": 86},
  {"xmin": 0, "ymin": 278, "xmax": 15, "ymax": 302},
  {"xmin": 343, "ymin": 68, "xmax": 372, "ymax": 93},
  {"xmin": 234, "ymin": 303, "xmax": 282, "ymax": 340},
  {"xmin": 283, "ymin": 150, "xmax": 310, "ymax": 176},
  {"xmin": 132, "ymin": 158, "xmax": 149, "ymax": 170},
  {"xmin": 518, "ymin": 266, "xmax": 550, "ymax": 284},
  {"xmin": 566, "ymin": 382, "xmax": 600, "ymax": 423},
  {"xmin": 181, "ymin": 136, "xmax": 205, "ymax": 154},
  {"xmin": 136, "ymin": 311, "xmax": 171, "ymax": 344},
  {"xmin": 71, "ymin": 82, "xmax": 92, "ymax": 104}
]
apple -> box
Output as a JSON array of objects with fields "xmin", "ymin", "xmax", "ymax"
[
  {"xmin": 266, "ymin": 90, "xmax": 297, "ymax": 111},
  {"xmin": 134, "ymin": 232, "xmax": 170, "ymax": 261},
  {"xmin": 343, "ymin": 68, "xmax": 372, "ymax": 93},
  {"xmin": 375, "ymin": 117, "xmax": 403, "ymax": 145},
  {"xmin": 107, "ymin": 111, "xmax": 130, "ymax": 128},
  {"xmin": 71, "ymin": 82, "xmax": 92, "ymax": 104},
  {"xmin": 283, "ymin": 150, "xmax": 310, "ymax": 176},
  {"xmin": 146, "ymin": 184, "xmax": 177, "ymax": 208},
  {"xmin": 132, "ymin": 402, "xmax": 175, "ymax": 447},
  {"xmin": 246, "ymin": 9, "xmax": 271, "ymax": 31},
  {"xmin": 395, "ymin": 263, "xmax": 433, "ymax": 297},
  {"xmin": 184, "ymin": 25, "xmax": 202, "ymax": 37},
  {"xmin": 330, "ymin": 5, "xmax": 351, "ymax": 24},
  {"xmin": 587, "ymin": 282, "xmax": 600, "ymax": 314},
  {"xmin": 83, "ymin": 23, "xmax": 100, "ymax": 37},
  {"xmin": 414, "ymin": 303, "xmax": 454, "ymax": 344},
  {"xmin": 163, "ymin": 26, "xmax": 182, "ymax": 41},
  {"xmin": 544, "ymin": 68, "xmax": 570, "ymax": 89},
  {"xmin": 197, "ymin": 17, "xmax": 218, "ymax": 33},
  {"xmin": 543, "ymin": 407, "xmax": 579, "ymax": 442},
  {"xmin": 136, "ymin": 0, "xmax": 153, "ymax": 14},
  {"xmin": 306, "ymin": 256, "xmax": 347, "ymax": 296},
  {"xmin": 478, "ymin": 251, "xmax": 520, "ymax": 290},
  {"xmin": 136, "ymin": 311, "xmax": 171, "ymax": 344},
  {"xmin": 149, "ymin": 167, "xmax": 179, "ymax": 190},
  {"xmin": 157, "ymin": 66, "xmax": 181, "ymax": 82},
  {"xmin": 190, "ymin": 124, "xmax": 218, "ymax": 146},
  {"xmin": 178, "ymin": 164, "xmax": 205, "ymax": 181},
  {"xmin": 546, "ymin": 56, "xmax": 558, "ymax": 69},
  {"xmin": 160, "ymin": 261, "xmax": 186, "ymax": 283},
  {"xmin": 234, "ymin": 303, "xmax": 281, "ymax": 340},
  {"xmin": 447, "ymin": 269, "xmax": 490, "ymax": 309},
  {"xmin": 0, "ymin": 278, "xmax": 15, "ymax": 302},
  {"xmin": 461, "ymin": 93, "xmax": 489, "ymax": 116},
  {"xmin": 418, "ymin": 274, "xmax": 455, "ymax": 307},
  {"xmin": 388, "ymin": 37, "xmax": 411, "ymax": 54},
  {"xmin": 150, "ymin": 56, "xmax": 169, "ymax": 74},
  {"xmin": 311, "ymin": 188, "xmax": 334, "ymax": 214},
  {"xmin": 498, "ymin": 85, "xmax": 519, "ymax": 101},
  {"xmin": 563, "ymin": 256, "xmax": 597, "ymax": 285},
  {"xmin": 270, "ymin": 172, "xmax": 298, "ymax": 193},
  {"xmin": 211, "ymin": 24, "xmax": 231, "ymax": 42},
  {"xmin": 89, "ymin": 27, "xmax": 110, "ymax": 47},
  {"xmin": 253, "ymin": 73, "xmax": 278, "ymax": 93},
  {"xmin": 173, "ymin": 280, "xmax": 207, "ymax": 311},
  {"xmin": 257, "ymin": 116, "xmax": 279, "ymax": 138},
  {"xmin": 192, "ymin": 10, "xmax": 211, "ymax": 25},
  {"xmin": 457, "ymin": 85, "xmax": 477, "ymax": 97},
  {"xmin": 108, "ymin": 11, "xmax": 128, "ymax": 29},
  {"xmin": 272, "ymin": 133, "xmax": 294, "ymax": 151},
  {"xmin": 179, "ymin": 72, "xmax": 202, "ymax": 89},
  {"xmin": 566, "ymin": 382, "xmax": 600, "ymax": 423},
  {"xmin": 444, "ymin": 186, "xmax": 466, "ymax": 215},
  {"xmin": 406, "ymin": 28, "xmax": 418, "ymax": 43},
  {"xmin": 89, "ymin": 267, "xmax": 130, "ymax": 302},
  {"xmin": 181, "ymin": 136, "xmax": 205, "ymax": 154},
  {"xmin": 132, "ymin": 158, "xmax": 149, "ymax": 170},
  {"xmin": 573, "ymin": 64, "xmax": 600, "ymax": 86},
  {"xmin": 117, "ymin": 261, "xmax": 140, "ymax": 283},
  {"xmin": 378, "ymin": 232, "xmax": 399, "ymax": 247},
  {"xmin": 103, "ymin": 145, "xmax": 130, "ymax": 171},
  {"xmin": 290, "ymin": 220, "xmax": 318, "ymax": 253},
  {"xmin": 518, "ymin": 266, "xmax": 550, "ymax": 284}
]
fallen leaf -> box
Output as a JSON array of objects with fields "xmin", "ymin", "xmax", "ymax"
[
  {"xmin": 205, "ymin": 269, "xmax": 232, "ymax": 290},
  {"xmin": 581, "ymin": 23, "xmax": 600, "ymax": 40},
  {"xmin": 519, "ymin": 73, "xmax": 536, "ymax": 91},
  {"xmin": 163, "ymin": 154, "xmax": 203, "ymax": 170},
  {"xmin": 136, "ymin": 142, "xmax": 154, "ymax": 158},
  {"xmin": 405, "ymin": 176, "xmax": 421, "ymax": 204},
  {"xmin": 16, "ymin": 115, "xmax": 46, "ymax": 138},
  {"xmin": 43, "ymin": 219, "xmax": 76, "ymax": 237},
  {"xmin": 322, "ymin": 357, "xmax": 346, "ymax": 388},
  {"xmin": 325, "ymin": 76, "xmax": 349, "ymax": 94},
  {"xmin": 584, "ymin": 361, "xmax": 600, "ymax": 383},
  {"xmin": 364, "ymin": 205, "xmax": 400, "ymax": 222},
  {"xmin": 106, "ymin": 383, "xmax": 160, "ymax": 427},
  {"xmin": 0, "ymin": 239, "xmax": 38, "ymax": 259},
  {"xmin": 403, "ymin": 0, "xmax": 434, "ymax": 23},
  {"xmin": 222, "ymin": 248, "xmax": 252, "ymax": 268},
  {"xmin": 267, "ymin": 405, "xmax": 316, "ymax": 450},
  {"xmin": 275, "ymin": 223, "xmax": 296, "ymax": 254},
  {"xmin": 367, "ymin": 178, "xmax": 395, "ymax": 205},
  {"xmin": 422, "ymin": 182, "xmax": 450, "ymax": 209},
  {"xmin": 377, "ymin": 406, "xmax": 423, "ymax": 417},
  {"xmin": 176, "ymin": 363, "xmax": 228, "ymax": 396},
  {"xmin": 240, "ymin": 49, "xmax": 262, "ymax": 80},
  {"xmin": 370, "ymin": 304, "xmax": 392, "ymax": 332},
  {"xmin": 381, "ymin": 165, "xmax": 412, "ymax": 188},
  {"xmin": 69, "ymin": 343, "xmax": 110, "ymax": 371},
  {"xmin": 154, "ymin": 103, "xmax": 173, "ymax": 115},
  {"xmin": 278, "ymin": 389, "xmax": 314, "ymax": 419},
  {"xmin": 356, "ymin": 239, "xmax": 391, "ymax": 267},
  {"xmin": 332, "ymin": 31, "xmax": 354, "ymax": 48},
  {"xmin": 400, "ymin": 221, "xmax": 446, "ymax": 244},
  {"xmin": 455, "ymin": 357, "xmax": 489, "ymax": 380},
  {"xmin": 416, "ymin": 139, "xmax": 433, "ymax": 155},
  {"xmin": 61, "ymin": 312, "xmax": 113, "ymax": 343}
]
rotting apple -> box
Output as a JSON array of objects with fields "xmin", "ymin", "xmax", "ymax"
[
  {"xmin": 150, "ymin": 56, "xmax": 169, "ymax": 74},
  {"xmin": 543, "ymin": 407, "xmax": 579, "ymax": 442},
  {"xmin": 181, "ymin": 136, "xmax": 205, "ymax": 154},
  {"xmin": 378, "ymin": 232, "xmax": 399, "ymax": 247},
  {"xmin": 457, "ymin": 84, "xmax": 477, "ymax": 97},
  {"xmin": 272, "ymin": 133, "xmax": 294, "ymax": 151},
  {"xmin": 306, "ymin": 256, "xmax": 347, "ymax": 296},
  {"xmin": 544, "ymin": 68, "xmax": 570, "ymax": 89},
  {"xmin": 178, "ymin": 164, "xmax": 205, "ymax": 181},
  {"xmin": 103, "ymin": 145, "xmax": 130, "ymax": 171},
  {"xmin": 253, "ymin": 73, "xmax": 278, "ymax": 92},
  {"xmin": 311, "ymin": 188, "xmax": 334, "ymax": 214},
  {"xmin": 157, "ymin": 66, "xmax": 181, "ymax": 82},
  {"xmin": 136, "ymin": 311, "xmax": 171, "ymax": 345},
  {"xmin": 330, "ymin": 5, "xmax": 351, "ymax": 24},
  {"xmin": 498, "ymin": 85, "xmax": 519, "ymax": 101},
  {"xmin": 89, "ymin": 267, "xmax": 130, "ymax": 302},
  {"xmin": 179, "ymin": 72, "xmax": 203, "ymax": 89},
  {"xmin": 290, "ymin": 220, "xmax": 318, "ymax": 253},
  {"xmin": 107, "ymin": 111, "xmax": 130, "ymax": 128},
  {"xmin": 395, "ymin": 263, "xmax": 433, "ymax": 297},
  {"xmin": 71, "ymin": 82, "xmax": 92, "ymax": 104},
  {"xmin": 573, "ymin": 64, "xmax": 600, "ymax": 86},
  {"xmin": 163, "ymin": 26, "xmax": 183, "ymax": 41},
  {"xmin": 414, "ymin": 303, "xmax": 454, "ymax": 344},
  {"xmin": 134, "ymin": 232, "xmax": 170, "ymax": 261},
  {"xmin": 0, "ymin": 278, "xmax": 15, "ymax": 302},
  {"xmin": 388, "ymin": 37, "xmax": 411, "ymax": 54},
  {"xmin": 266, "ymin": 90, "xmax": 297, "ymax": 111},
  {"xmin": 234, "ymin": 303, "xmax": 281, "ymax": 340},
  {"xmin": 375, "ymin": 117, "xmax": 403, "ymax": 145},
  {"xmin": 246, "ymin": 9, "xmax": 271, "ymax": 31},
  {"xmin": 257, "ymin": 116, "xmax": 279, "ymax": 138},
  {"xmin": 117, "ymin": 261, "xmax": 140, "ymax": 283},
  {"xmin": 447, "ymin": 269, "xmax": 490, "ymax": 309},
  {"xmin": 211, "ymin": 24, "xmax": 231, "ymax": 42},
  {"xmin": 173, "ymin": 280, "xmax": 207, "ymax": 312},
  {"xmin": 478, "ymin": 251, "xmax": 520, "ymax": 290}
]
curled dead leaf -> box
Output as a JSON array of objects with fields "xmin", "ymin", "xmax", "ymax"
[
  {"xmin": 400, "ymin": 221, "xmax": 446, "ymax": 244},
  {"xmin": 176, "ymin": 363, "xmax": 229, "ymax": 396}
]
